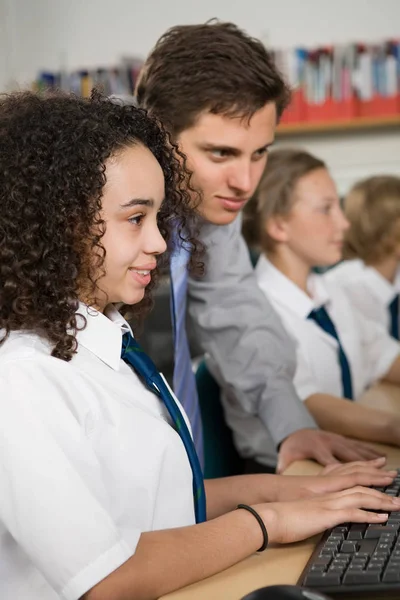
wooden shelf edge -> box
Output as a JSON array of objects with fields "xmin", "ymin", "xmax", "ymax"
[{"xmin": 276, "ymin": 115, "xmax": 400, "ymax": 137}]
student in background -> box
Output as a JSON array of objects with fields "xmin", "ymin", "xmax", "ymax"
[
  {"xmin": 243, "ymin": 148, "xmax": 400, "ymax": 447},
  {"xmin": 327, "ymin": 176, "xmax": 400, "ymax": 340},
  {"xmin": 1, "ymin": 91, "xmax": 398, "ymax": 600},
  {"xmin": 137, "ymin": 20, "xmax": 382, "ymax": 472}
]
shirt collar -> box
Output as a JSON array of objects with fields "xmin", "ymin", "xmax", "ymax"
[
  {"xmin": 331, "ymin": 260, "xmax": 400, "ymax": 304},
  {"xmin": 75, "ymin": 302, "xmax": 133, "ymax": 371},
  {"xmin": 364, "ymin": 264, "xmax": 400, "ymax": 304},
  {"xmin": 255, "ymin": 255, "xmax": 330, "ymax": 319}
]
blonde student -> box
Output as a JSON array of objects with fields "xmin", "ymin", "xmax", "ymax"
[
  {"xmin": 0, "ymin": 92, "xmax": 398, "ymax": 600},
  {"xmin": 244, "ymin": 148, "xmax": 400, "ymax": 447},
  {"xmin": 327, "ymin": 175, "xmax": 400, "ymax": 340}
]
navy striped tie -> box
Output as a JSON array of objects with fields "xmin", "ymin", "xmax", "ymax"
[
  {"xmin": 170, "ymin": 240, "xmax": 204, "ymax": 467},
  {"xmin": 308, "ymin": 306, "xmax": 354, "ymax": 400},
  {"xmin": 121, "ymin": 333, "xmax": 207, "ymax": 523},
  {"xmin": 389, "ymin": 294, "xmax": 399, "ymax": 340}
]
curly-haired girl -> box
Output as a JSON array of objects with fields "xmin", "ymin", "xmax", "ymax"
[{"xmin": 0, "ymin": 91, "xmax": 398, "ymax": 600}]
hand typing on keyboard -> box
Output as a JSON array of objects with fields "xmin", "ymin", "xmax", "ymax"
[
  {"xmin": 320, "ymin": 456, "xmax": 392, "ymax": 477},
  {"xmin": 298, "ymin": 469, "xmax": 400, "ymax": 596},
  {"xmin": 253, "ymin": 485, "xmax": 400, "ymax": 545},
  {"xmin": 270, "ymin": 457, "xmax": 397, "ymax": 502}
]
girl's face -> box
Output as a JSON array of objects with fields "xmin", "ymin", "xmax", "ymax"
[
  {"xmin": 92, "ymin": 143, "xmax": 167, "ymax": 311},
  {"xmin": 277, "ymin": 167, "xmax": 349, "ymax": 269}
]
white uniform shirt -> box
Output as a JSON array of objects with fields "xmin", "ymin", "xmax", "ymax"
[
  {"xmin": 327, "ymin": 259, "xmax": 400, "ymax": 336},
  {"xmin": 255, "ymin": 256, "xmax": 399, "ymax": 401},
  {"xmin": 0, "ymin": 304, "xmax": 195, "ymax": 600}
]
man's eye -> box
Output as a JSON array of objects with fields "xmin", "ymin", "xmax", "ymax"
[
  {"xmin": 255, "ymin": 148, "xmax": 268, "ymax": 158},
  {"xmin": 211, "ymin": 149, "xmax": 228, "ymax": 158}
]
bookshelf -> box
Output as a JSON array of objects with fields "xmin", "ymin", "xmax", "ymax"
[{"xmin": 276, "ymin": 115, "xmax": 400, "ymax": 138}]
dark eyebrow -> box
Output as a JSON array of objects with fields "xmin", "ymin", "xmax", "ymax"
[
  {"xmin": 119, "ymin": 198, "xmax": 154, "ymax": 210},
  {"xmin": 200, "ymin": 143, "xmax": 240, "ymax": 155},
  {"xmin": 200, "ymin": 141, "xmax": 274, "ymax": 156}
]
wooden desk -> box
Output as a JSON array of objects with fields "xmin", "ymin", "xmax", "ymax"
[{"xmin": 161, "ymin": 384, "xmax": 400, "ymax": 600}]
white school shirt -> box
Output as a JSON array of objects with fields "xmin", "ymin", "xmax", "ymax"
[
  {"xmin": 0, "ymin": 304, "xmax": 195, "ymax": 600},
  {"xmin": 255, "ymin": 256, "xmax": 399, "ymax": 401},
  {"xmin": 326, "ymin": 259, "xmax": 400, "ymax": 336}
]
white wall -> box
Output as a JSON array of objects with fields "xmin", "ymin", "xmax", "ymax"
[
  {"xmin": 2, "ymin": 0, "xmax": 400, "ymax": 192},
  {"xmin": 0, "ymin": 0, "xmax": 14, "ymax": 92},
  {"xmin": 278, "ymin": 129, "xmax": 400, "ymax": 195},
  {"xmin": 4, "ymin": 0, "xmax": 400, "ymax": 90}
]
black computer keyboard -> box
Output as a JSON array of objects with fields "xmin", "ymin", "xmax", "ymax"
[{"xmin": 298, "ymin": 469, "xmax": 400, "ymax": 598}]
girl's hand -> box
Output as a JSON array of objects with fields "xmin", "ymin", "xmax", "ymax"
[
  {"xmin": 274, "ymin": 456, "xmax": 396, "ymax": 502},
  {"xmin": 257, "ymin": 487, "xmax": 400, "ymax": 545},
  {"xmin": 320, "ymin": 456, "xmax": 391, "ymax": 477}
]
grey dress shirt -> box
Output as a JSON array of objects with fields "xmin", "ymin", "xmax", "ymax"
[{"xmin": 187, "ymin": 217, "xmax": 317, "ymax": 467}]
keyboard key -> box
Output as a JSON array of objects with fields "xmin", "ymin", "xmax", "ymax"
[
  {"xmin": 381, "ymin": 532, "xmax": 396, "ymax": 541},
  {"xmin": 358, "ymin": 539, "xmax": 378, "ymax": 555},
  {"xmin": 364, "ymin": 523, "xmax": 397, "ymax": 540},
  {"xmin": 353, "ymin": 551, "xmax": 370, "ymax": 559},
  {"xmin": 347, "ymin": 524, "xmax": 366, "ymax": 540},
  {"xmin": 387, "ymin": 558, "xmax": 400, "ymax": 568},
  {"xmin": 320, "ymin": 548, "xmax": 335, "ymax": 557},
  {"xmin": 366, "ymin": 564, "xmax": 384, "ymax": 573},
  {"xmin": 328, "ymin": 566, "xmax": 345, "ymax": 575},
  {"xmin": 341, "ymin": 541, "xmax": 358, "ymax": 553},
  {"xmin": 334, "ymin": 553, "xmax": 351, "ymax": 561},
  {"xmin": 332, "ymin": 526, "xmax": 349, "ymax": 535},
  {"xmin": 376, "ymin": 543, "xmax": 392, "ymax": 554},
  {"xmin": 350, "ymin": 557, "xmax": 368, "ymax": 567},
  {"xmin": 346, "ymin": 564, "xmax": 364, "ymax": 572},
  {"xmin": 314, "ymin": 556, "xmax": 331, "ymax": 566},
  {"xmin": 331, "ymin": 559, "xmax": 349, "ymax": 568},
  {"xmin": 368, "ymin": 554, "xmax": 386, "ymax": 565},
  {"xmin": 383, "ymin": 569, "xmax": 400, "ymax": 583},
  {"xmin": 386, "ymin": 524, "xmax": 400, "ymax": 533},
  {"xmin": 304, "ymin": 572, "xmax": 341, "ymax": 586},
  {"xmin": 324, "ymin": 541, "xmax": 340, "ymax": 550},
  {"xmin": 343, "ymin": 571, "xmax": 381, "ymax": 584},
  {"xmin": 364, "ymin": 528, "xmax": 384, "ymax": 539}
]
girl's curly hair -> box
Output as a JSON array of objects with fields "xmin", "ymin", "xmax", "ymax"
[{"xmin": 0, "ymin": 90, "xmax": 202, "ymax": 360}]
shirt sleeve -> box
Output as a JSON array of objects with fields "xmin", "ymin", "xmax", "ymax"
[
  {"xmin": 187, "ymin": 218, "xmax": 317, "ymax": 448},
  {"xmin": 357, "ymin": 314, "xmax": 400, "ymax": 385},
  {"xmin": 0, "ymin": 358, "xmax": 135, "ymax": 600}
]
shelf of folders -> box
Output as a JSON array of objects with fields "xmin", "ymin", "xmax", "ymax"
[
  {"xmin": 274, "ymin": 39, "xmax": 400, "ymax": 134},
  {"xmin": 34, "ymin": 58, "xmax": 143, "ymax": 99}
]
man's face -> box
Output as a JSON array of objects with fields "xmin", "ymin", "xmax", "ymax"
[{"xmin": 177, "ymin": 102, "xmax": 276, "ymax": 225}]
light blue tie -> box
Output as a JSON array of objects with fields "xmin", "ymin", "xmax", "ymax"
[{"xmin": 170, "ymin": 238, "xmax": 204, "ymax": 468}]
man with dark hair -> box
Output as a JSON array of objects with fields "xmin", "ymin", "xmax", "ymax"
[{"xmin": 137, "ymin": 21, "xmax": 381, "ymax": 472}]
